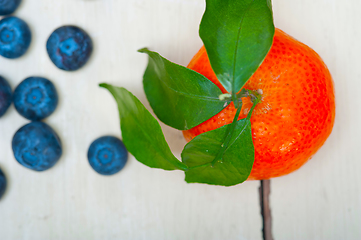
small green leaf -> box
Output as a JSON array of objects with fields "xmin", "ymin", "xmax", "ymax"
[
  {"xmin": 139, "ymin": 48, "xmax": 227, "ymax": 130},
  {"xmin": 181, "ymin": 118, "xmax": 254, "ymax": 186},
  {"xmin": 100, "ymin": 83, "xmax": 188, "ymax": 171},
  {"xmin": 199, "ymin": 0, "xmax": 274, "ymax": 94}
]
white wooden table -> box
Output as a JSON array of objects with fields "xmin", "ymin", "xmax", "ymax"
[{"xmin": 0, "ymin": 0, "xmax": 360, "ymax": 239}]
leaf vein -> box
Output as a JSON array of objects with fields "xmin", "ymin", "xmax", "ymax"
[
  {"xmin": 232, "ymin": 0, "xmax": 255, "ymax": 93},
  {"xmin": 154, "ymin": 70, "xmax": 224, "ymax": 102}
]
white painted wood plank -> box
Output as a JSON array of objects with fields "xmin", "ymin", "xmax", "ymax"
[
  {"xmin": 0, "ymin": 0, "xmax": 262, "ymax": 239},
  {"xmin": 271, "ymin": 0, "xmax": 361, "ymax": 239}
]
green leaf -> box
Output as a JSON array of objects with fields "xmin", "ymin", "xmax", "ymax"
[
  {"xmin": 199, "ymin": 0, "xmax": 275, "ymax": 94},
  {"xmin": 139, "ymin": 48, "xmax": 227, "ymax": 130},
  {"xmin": 181, "ymin": 118, "xmax": 254, "ymax": 186},
  {"xmin": 100, "ymin": 83, "xmax": 188, "ymax": 171}
]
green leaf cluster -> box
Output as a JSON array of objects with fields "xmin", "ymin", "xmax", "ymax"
[{"xmin": 100, "ymin": 0, "xmax": 274, "ymax": 186}]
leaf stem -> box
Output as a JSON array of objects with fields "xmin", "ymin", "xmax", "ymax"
[
  {"xmin": 232, "ymin": 91, "xmax": 240, "ymax": 108},
  {"xmin": 247, "ymin": 98, "xmax": 258, "ymax": 120},
  {"xmin": 210, "ymin": 88, "xmax": 262, "ymax": 167},
  {"xmin": 211, "ymin": 103, "xmax": 243, "ymax": 167}
]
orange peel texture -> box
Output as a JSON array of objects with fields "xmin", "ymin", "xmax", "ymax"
[{"xmin": 183, "ymin": 29, "xmax": 335, "ymax": 180}]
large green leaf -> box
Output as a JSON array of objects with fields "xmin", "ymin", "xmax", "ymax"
[
  {"xmin": 139, "ymin": 48, "xmax": 227, "ymax": 130},
  {"xmin": 199, "ymin": 0, "xmax": 274, "ymax": 94},
  {"xmin": 100, "ymin": 84, "xmax": 188, "ymax": 171},
  {"xmin": 182, "ymin": 118, "xmax": 254, "ymax": 186}
]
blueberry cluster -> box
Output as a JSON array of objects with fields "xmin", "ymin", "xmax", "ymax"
[
  {"xmin": 0, "ymin": 0, "xmax": 127, "ymax": 201},
  {"xmin": 1, "ymin": 74, "xmax": 128, "ymax": 201},
  {"xmin": 0, "ymin": 1, "xmax": 92, "ymax": 70},
  {"xmin": 12, "ymin": 77, "xmax": 62, "ymax": 172},
  {"xmin": 0, "ymin": 75, "xmax": 63, "ymax": 199},
  {"xmin": 2, "ymin": 76, "xmax": 62, "ymax": 171}
]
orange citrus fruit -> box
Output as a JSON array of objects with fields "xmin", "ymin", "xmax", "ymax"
[{"xmin": 183, "ymin": 28, "xmax": 335, "ymax": 180}]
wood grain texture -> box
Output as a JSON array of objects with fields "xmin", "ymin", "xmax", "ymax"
[
  {"xmin": 0, "ymin": 0, "xmax": 263, "ymax": 239},
  {"xmin": 271, "ymin": 0, "xmax": 361, "ymax": 239}
]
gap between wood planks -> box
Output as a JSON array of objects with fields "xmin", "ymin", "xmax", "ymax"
[{"xmin": 259, "ymin": 180, "xmax": 274, "ymax": 240}]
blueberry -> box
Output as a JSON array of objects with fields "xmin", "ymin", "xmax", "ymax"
[
  {"xmin": 12, "ymin": 121, "xmax": 62, "ymax": 171},
  {"xmin": 0, "ymin": 16, "xmax": 31, "ymax": 59},
  {"xmin": 0, "ymin": 168, "xmax": 7, "ymax": 199},
  {"xmin": 46, "ymin": 25, "xmax": 93, "ymax": 71},
  {"xmin": 0, "ymin": 0, "xmax": 21, "ymax": 15},
  {"xmin": 13, "ymin": 77, "xmax": 58, "ymax": 121},
  {"xmin": 88, "ymin": 136, "xmax": 128, "ymax": 175},
  {"xmin": 0, "ymin": 76, "xmax": 12, "ymax": 117}
]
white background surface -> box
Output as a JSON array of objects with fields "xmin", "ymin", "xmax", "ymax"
[
  {"xmin": 272, "ymin": 1, "xmax": 361, "ymax": 239},
  {"xmin": 0, "ymin": 0, "xmax": 359, "ymax": 239}
]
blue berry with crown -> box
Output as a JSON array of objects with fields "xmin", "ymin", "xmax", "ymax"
[
  {"xmin": 0, "ymin": 16, "xmax": 31, "ymax": 59},
  {"xmin": 88, "ymin": 136, "xmax": 128, "ymax": 175},
  {"xmin": 46, "ymin": 25, "xmax": 93, "ymax": 71},
  {"xmin": 13, "ymin": 77, "xmax": 58, "ymax": 121},
  {"xmin": 12, "ymin": 121, "xmax": 62, "ymax": 171}
]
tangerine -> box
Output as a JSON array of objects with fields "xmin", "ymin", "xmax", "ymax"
[{"xmin": 183, "ymin": 28, "xmax": 335, "ymax": 180}]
